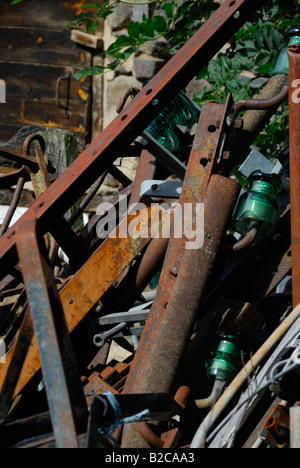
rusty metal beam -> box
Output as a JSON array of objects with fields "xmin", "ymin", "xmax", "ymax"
[
  {"xmin": 15, "ymin": 216, "xmax": 83, "ymax": 448},
  {"xmin": 121, "ymin": 99, "xmax": 240, "ymax": 447},
  {"xmin": 288, "ymin": 44, "xmax": 300, "ymax": 308}
]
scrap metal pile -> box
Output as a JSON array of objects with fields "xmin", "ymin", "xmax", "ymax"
[{"xmin": 0, "ymin": 0, "xmax": 299, "ymax": 448}]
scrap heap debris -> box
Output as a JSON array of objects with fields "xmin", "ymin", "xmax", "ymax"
[{"xmin": 0, "ymin": 0, "xmax": 299, "ymax": 449}]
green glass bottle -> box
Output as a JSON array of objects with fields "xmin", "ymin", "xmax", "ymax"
[
  {"xmin": 205, "ymin": 334, "xmax": 241, "ymax": 384},
  {"xmin": 270, "ymin": 27, "xmax": 300, "ymax": 76},
  {"xmin": 146, "ymin": 91, "xmax": 200, "ymax": 152},
  {"xmin": 233, "ymin": 171, "xmax": 282, "ymax": 240}
]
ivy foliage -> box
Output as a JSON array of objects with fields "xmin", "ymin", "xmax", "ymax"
[{"xmin": 67, "ymin": 0, "xmax": 220, "ymax": 80}]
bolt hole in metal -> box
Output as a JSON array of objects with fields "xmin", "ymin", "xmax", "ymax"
[
  {"xmin": 121, "ymin": 114, "xmax": 128, "ymax": 121},
  {"xmin": 200, "ymin": 158, "xmax": 209, "ymax": 167},
  {"xmin": 228, "ymin": 1, "xmax": 240, "ymax": 18},
  {"xmin": 151, "ymin": 184, "xmax": 160, "ymax": 192},
  {"xmin": 208, "ymin": 124, "xmax": 217, "ymax": 133}
]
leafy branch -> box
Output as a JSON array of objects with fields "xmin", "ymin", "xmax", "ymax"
[{"xmin": 71, "ymin": 1, "xmax": 186, "ymax": 80}]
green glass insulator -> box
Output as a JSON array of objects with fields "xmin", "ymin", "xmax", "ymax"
[
  {"xmin": 205, "ymin": 334, "xmax": 241, "ymax": 384},
  {"xmin": 270, "ymin": 27, "xmax": 300, "ymax": 76},
  {"xmin": 233, "ymin": 171, "xmax": 282, "ymax": 240},
  {"xmin": 146, "ymin": 90, "xmax": 200, "ymax": 152}
]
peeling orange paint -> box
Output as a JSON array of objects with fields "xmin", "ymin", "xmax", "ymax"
[
  {"xmin": 78, "ymin": 88, "xmax": 88, "ymax": 101},
  {"xmin": 63, "ymin": 1, "xmax": 90, "ymax": 17}
]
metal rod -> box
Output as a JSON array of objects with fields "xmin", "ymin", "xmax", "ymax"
[
  {"xmin": 288, "ymin": 44, "xmax": 300, "ymax": 308},
  {"xmin": 0, "ymin": 177, "xmax": 25, "ymax": 237},
  {"xmin": 15, "ymin": 217, "xmax": 80, "ymax": 448}
]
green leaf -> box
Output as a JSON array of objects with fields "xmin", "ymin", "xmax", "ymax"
[
  {"xmin": 164, "ymin": 2, "xmax": 174, "ymax": 19},
  {"xmin": 86, "ymin": 18, "xmax": 99, "ymax": 33},
  {"xmin": 107, "ymin": 35, "xmax": 137, "ymax": 56},
  {"xmin": 255, "ymin": 62, "xmax": 273, "ymax": 74},
  {"xmin": 127, "ymin": 21, "xmax": 141, "ymax": 40},
  {"xmin": 73, "ymin": 66, "xmax": 105, "ymax": 80},
  {"xmin": 11, "ymin": 0, "xmax": 23, "ymax": 3},
  {"xmin": 106, "ymin": 59, "xmax": 120, "ymax": 71},
  {"xmin": 81, "ymin": 3, "xmax": 102, "ymax": 8},
  {"xmin": 122, "ymin": 47, "xmax": 137, "ymax": 60},
  {"xmin": 196, "ymin": 68, "xmax": 208, "ymax": 80},
  {"xmin": 152, "ymin": 16, "xmax": 167, "ymax": 34}
]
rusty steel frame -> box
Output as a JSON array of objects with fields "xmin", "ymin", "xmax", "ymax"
[{"xmin": 15, "ymin": 216, "xmax": 85, "ymax": 448}]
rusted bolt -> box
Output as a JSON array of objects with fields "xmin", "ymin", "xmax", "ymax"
[
  {"xmin": 234, "ymin": 117, "xmax": 244, "ymax": 130},
  {"xmin": 170, "ymin": 265, "xmax": 178, "ymax": 277},
  {"xmin": 222, "ymin": 151, "xmax": 231, "ymax": 160}
]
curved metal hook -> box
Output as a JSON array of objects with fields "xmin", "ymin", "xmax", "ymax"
[{"xmin": 23, "ymin": 133, "xmax": 46, "ymax": 156}]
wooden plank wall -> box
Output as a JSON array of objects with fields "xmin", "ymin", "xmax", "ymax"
[{"xmin": 0, "ymin": 0, "xmax": 95, "ymax": 146}]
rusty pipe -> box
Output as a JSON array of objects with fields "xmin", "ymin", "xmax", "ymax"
[
  {"xmin": 116, "ymin": 87, "xmax": 140, "ymax": 114},
  {"xmin": 288, "ymin": 44, "xmax": 300, "ymax": 308},
  {"xmin": 121, "ymin": 174, "xmax": 240, "ymax": 448},
  {"xmin": 226, "ymin": 73, "xmax": 288, "ymax": 172},
  {"xmin": 231, "ymin": 85, "xmax": 288, "ymax": 122}
]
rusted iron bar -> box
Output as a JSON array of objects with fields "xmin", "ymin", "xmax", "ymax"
[
  {"xmin": 116, "ymin": 87, "xmax": 140, "ymax": 114},
  {"xmin": 226, "ymin": 73, "xmax": 288, "ymax": 173},
  {"xmin": 122, "ymin": 175, "xmax": 240, "ymax": 448},
  {"xmin": 0, "ymin": 147, "xmax": 39, "ymax": 173},
  {"xmin": 0, "ymin": 176, "xmax": 25, "ymax": 236},
  {"xmin": 288, "ymin": 44, "xmax": 300, "ymax": 308},
  {"xmin": 67, "ymin": 171, "xmax": 108, "ymax": 227},
  {"xmin": 121, "ymin": 99, "xmax": 240, "ymax": 447},
  {"xmin": 0, "ymin": 0, "xmax": 265, "ymax": 278},
  {"xmin": 231, "ymin": 85, "xmax": 288, "ymax": 122},
  {"xmin": 78, "ymin": 183, "xmax": 133, "ymax": 246},
  {"xmin": 118, "ymin": 149, "xmax": 157, "ymax": 282},
  {"xmin": 24, "ymin": 134, "xmax": 51, "ymax": 198},
  {"xmin": 0, "ymin": 308, "xmax": 33, "ymax": 423},
  {"xmin": 15, "ymin": 216, "xmax": 85, "ymax": 448}
]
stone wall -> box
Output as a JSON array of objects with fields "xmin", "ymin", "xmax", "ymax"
[{"xmin": 100, "ymin": 0, "xmax": 214, "ymax": 188}]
